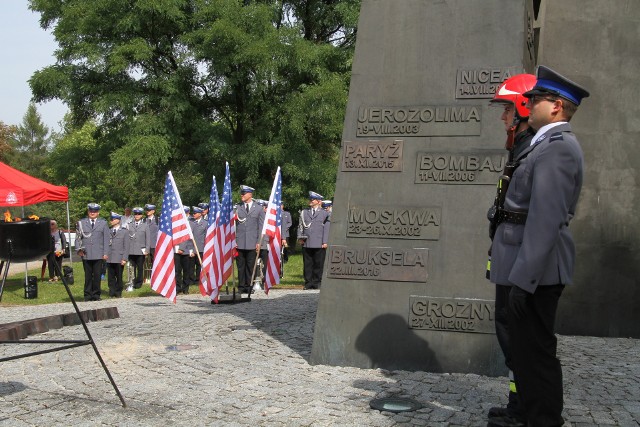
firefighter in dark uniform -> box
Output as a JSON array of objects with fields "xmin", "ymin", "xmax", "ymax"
[
  {"xmin": 76, "ymin": 203, "xmax": 109, "ymax": 301},
  {"xmin": 488, "ymin": 65, "xmax": 589, "ymax": 427},
  {"xmin": 106, "ymin": 212, "xmax": 130, "ymax": 298},
  {"xmin": 485, "ymin": 73, "xmax": 536, "ymax": 424},
  {"xmin": 235, "ymin": 185, "xmax": 264, "ymax": 294},
  {"xmin": 298, "ymin": 191, "xmax": 330, "ymax": 290}
]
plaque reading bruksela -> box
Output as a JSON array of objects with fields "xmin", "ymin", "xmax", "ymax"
[{"xmin": 310, "ymin": 0, "xmax": 537, "ymax": 375}]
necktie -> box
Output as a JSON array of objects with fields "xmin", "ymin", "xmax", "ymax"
[
  {"xmin": 112, "ymin": 229, "xmax": 116, "ymax": 236},
  {"xmin": 91, "ymin": 220, "xmax": 95, "ymax": 228},
  {"xmin": 246, "ymin": 203, "xmax": 249, "ymax": 212}
]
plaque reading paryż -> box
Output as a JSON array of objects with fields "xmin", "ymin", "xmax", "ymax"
[
  {"xmin": 455, "ymin": 67, "xmax": 520, "ymax": 99},
  {"xmin": 357, "ymin": 106, "xmax": 481, "ymax": 137},
  {"xmin": 415, "ymin": 151, "xmax": 506, "ymax": 185},
  {"xmin": 327, "ymin": 246, "xmax": 428, "ymax": 282},
  {"xmin": 341, "ymin": 139, "xmax": 403, "ymax": 172},
  {"xmin": 347, "ymin": 205, "xmax": 441, "ymax": 240},
  {"xmin": 409, "ymin": 296, "xmax": 495, "ymax": 334}
]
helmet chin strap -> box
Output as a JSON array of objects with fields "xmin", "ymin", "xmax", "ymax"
[{"xmin": 505, "ymin": 115, "xmax": 527, "ymax": 152}]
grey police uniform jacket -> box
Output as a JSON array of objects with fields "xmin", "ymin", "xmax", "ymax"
[
  {"xmin": 146, "ymin": 216, "xmax": 159, "ymax": 249},
  {"xmin": 235, "ymin": 202, "xmax": 265, "ymax": 250},
  {"xmin": 489, "ymin": 123, "xmax": 583, "ymax": 293},
  {"xmin": 127, "ymin": 221, "xmax": 151, "ymax": 256},
  {"xmin": 281, "ymin": 210, "xmax": 293, "ymax": 240},
  {"xmin": 191, "ymin": 218, "xmax": 207, "ymax": 253},
  {"xmin": 299, "ymin": 208, "xmax": 331, "ymax": 248},
  {"xmin": 107, "ymin": 227, "xmax": 131, "ymax": 264},
  {"xmin": 75, "ymin": 218, "xmax": 110, "ymax": 260}
]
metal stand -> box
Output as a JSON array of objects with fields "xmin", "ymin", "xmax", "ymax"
[{"xmin": 0, "ymin": 259, "xmax": 127, "ymax": 407}]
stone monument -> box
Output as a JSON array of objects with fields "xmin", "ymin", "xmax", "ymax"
[{"xmin": 310, "ymin": 0, "xmax": 535, "ymax": 375}]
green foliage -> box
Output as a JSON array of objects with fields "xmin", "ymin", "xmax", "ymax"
[
  {"xmin": 6, "ymin": 104, "xmax": 51, "ymax": 179},
  {"xmin": 28, "ymin": 0, "xmax": 360, "ymax": 212}
]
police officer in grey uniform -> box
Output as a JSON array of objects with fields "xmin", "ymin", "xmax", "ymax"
[
  {"xmin": 190, "ymin": 206, "xmax": 207, "ymax": 287},
  {"xmin": 106, "ymin": 212, "xmax": 130, "ymax": 298},
  {"xmin": 127, "ymin": 207, "xmax": 151, "ymax": 289},
  {"xmin": 76, "ymin": 203, "xmax": 109, "ymax": 301},
  {"xmin": 298, "ymin": 191, "xmax": 330, "ymax": 290},
  {"xmin": 488, "ymin": 65, "xmax": 589, "ymax": 427},
  {"xmin": 235, "ymin": 185, "xmax": 264, "ymax": 294},
  {"xmin": 174, "ymin": 206, "xmax": 194, "ymax": 294},
  {"xmin": 281, "ymin": 203, "xmax": 292, "ymax": 264},
  {"xmin": 145, "ymin": 204, "xmax": 159, "ymax": 261},
  {"xmin": 198, "ymin": 202, "xmax": 209, "ymax": 221}
]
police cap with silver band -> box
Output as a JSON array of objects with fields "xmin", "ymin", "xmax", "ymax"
[
  {"xmin": 308, "ymin": 191, "xmax": 323, "ymax": 200},
  {"xmin": 192, "ymin": 206, "xmax": 204, "ymax": 213},
  {"xmin": 183, "ymin": 205, "xmax": 190, "ymax": 213},
  {"xmin": 144, "ymin": 204, "xmax": 156, "ymax": 211},
  {"xmin": 110, "ymin": 212, "xmax": 122, "ymax": 220},
  {"xmin": 87, "ymin": 202, "xmax": 101, "ymax": 211},
  {"xmin": 523, "ymin": 65, "xmax": 590, "ymax": 105},
  {"xmin": 132, "ymin": 207, "xmax": 144, "ymax": 215},
  {"xmin": 240, "ymin": 185, "xmax": 255, "ymax": 194},
  {"xmin": 322, "ymin": 200, "xmax": 333, "ymax": 208},
  {"xmin": 198, "ymin": 202, "xmax": 208, "ymax": 210}
]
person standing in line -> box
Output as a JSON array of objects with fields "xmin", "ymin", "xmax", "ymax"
[
  {"xmin": 47, "ymin": 219, "xmax": 66, "ymax": 282},
  {"xmin": 190, "ymin": 206, "xmax": 207, "ymax": 287},
  {"xmin": 76, "ymin": 203, "xmax": 109, "ymax": 301},
  {"xmin": 488, "ymin": 65, "xmax": 589, "ymax": 427},
  {"xmin": 174, "ymin": 206, "xmax": 194, "ymax": 294},
  {"xmin": 280, "ymin": 202, "xmax": 292, "ymax": 265},
  {"xmin": 298, "ymin": 191, "xmax": 330, "ymax": 290},
  {"xmin": 485, "ymin": 73, "xmax": 536, "ymax": 424},
  {"xmin": 106, "ymin": 212, "xmax": 130, "ymax": 298},
  {"xmin": 235, "ymin": 185, "xmax": 264, "ymax": 294},
  {"xmin": 144, "ymin": 204, "xmax": 159, "ymax": 261},
  {"xmin": 127, "ymin": 207, "xmax": 150, "ymax": 289}
]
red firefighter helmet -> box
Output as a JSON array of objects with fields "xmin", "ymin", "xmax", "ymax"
[{"xmin": 491, "ymin": 73, "xmax": 537, "ymax": 119}]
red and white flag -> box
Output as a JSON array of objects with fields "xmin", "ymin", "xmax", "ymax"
[
  {"xmin": 151, "ymin": 171, "xmax": 194, "ymax": 303},
  {"xmin": 219, "ymin": 163, "xmax": 236, "ymax": 285},
  {"xmin": 259, "ymin": 167, "xmax": 283, "ymax": 294},
  {"xmin": 200, "ymin": 176, "xmax": 220, "ymax": 298}
]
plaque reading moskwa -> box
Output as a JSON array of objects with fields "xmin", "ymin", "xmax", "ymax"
[
  {"xmin": 341, "ymin": 139, "xmax": 403, "ymax": 172},
  {"xmin": 347, "ymin": 205, "xmax": 441, "ymax": 240},
  {"xmin": 357, "ymin": 106, "xmax": 481, "ymax": 137},
  {"xmin": 415, "ymin": 150, "xmax": 506, "ymax": 185},
  {"xmin": 409, "ymin": 296, "xmax": 495, "ymax": 334},
  {"xmin": 328, "ymin": 246, "xmax": 428, "ymax": 282}
]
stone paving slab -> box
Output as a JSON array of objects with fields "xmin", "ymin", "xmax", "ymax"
[{"xmin": 1, "ymin": 290, "xmax": 639, "ymax": 426}]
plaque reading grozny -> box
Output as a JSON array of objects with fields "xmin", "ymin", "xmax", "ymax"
[
  {"xmin": 409, "ymin": 296, "xmax": 495, "ymax": 334},
  {"xmin": 357, "ymin": 106, "xmax": 481, "ymax": 137},
  {"xmin": 455, "ymin": 67, "xmax": 520, "ymax": 99},
  {"xmin": 415, "ymin": 150, "xmax": 506, "ymax": 185},
  {"xmin": 341, "ymin": 139, "xmax": 403, "ymax": 172},
  {"xmin": 327, "ymin": 246, "xmax": 428, "ymax": 282},
  {"xmin": 347, "ymin": 205, "xmax": 441, "ymax": 240}
]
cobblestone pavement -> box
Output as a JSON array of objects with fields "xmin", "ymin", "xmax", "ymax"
[{"xmin": 1, "ymin": 290, "xmax": 639, "ymax": 426}]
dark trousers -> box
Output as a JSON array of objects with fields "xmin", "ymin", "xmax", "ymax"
[
  {"xmin": 149, "ymin": 247, "xmax": 155, "ymax": 263},
  {"xmin": 46, "ymin": 252, "xmax": 63, "ymax": 279},
  {"xmin": 107, "ymin": 263, "xmax": 124, "ymax": 297},
  {"xmin": 495, "ymin": 284, "xmax": 522, "ymax": 417},
  {"xmin": 82, "ymin": 259, "xmax": 103, "ymax": 301},
  {"xmin": 192, "ymin": 252, "xmax": 203, "ymax": 286},
  {"xmin": 236, "ymin": 249, "xmax": 257, "ymax": 290},
  {"xmin": 260, "ymin": 249, "xmax": 269, "ymax": 283},
  {"xmin": 302, "ymin": 247, "xmax": 326, "ymax": 289},
  {"xmin": 509, "ymin": 284, "xmax": 564, "ymax": 426},
  {"xmin": 129, "ymin": 254, "xmax": 145, "ymax": 288},
  {"xmin": 174, "ymin": 253, "xmax": 192, "ymax": 293}
]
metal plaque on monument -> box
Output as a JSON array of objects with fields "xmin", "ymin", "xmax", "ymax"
[{"xmin": 310, "ymin": 0, "xmax": 536, "ymax": 375}]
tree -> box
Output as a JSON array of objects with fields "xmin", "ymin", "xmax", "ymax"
[
  {"xmin": 29, "ymin": 0, "xmax": 360, "ymax": 211},
  {"xmin": 0, "ymin": 121, "xmax": 16, "ymax": 162},
  {"xmin": 8, "ymin": 103, "xmax": 51, "ymax": 178}
]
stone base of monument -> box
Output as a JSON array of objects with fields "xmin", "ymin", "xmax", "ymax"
[{"xmin": 0, "ymin": 307, "xmax": 120, "ymax": 341}]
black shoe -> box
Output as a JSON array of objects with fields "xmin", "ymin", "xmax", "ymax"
[
  {"xmin": 488, "ymin": 407, "xmax": 509, "ymax": 418},
  {"xmin": 487, "ymin": 416, "xmax": 525, "ymax": 427}
]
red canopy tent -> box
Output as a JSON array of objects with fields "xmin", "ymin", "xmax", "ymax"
[{"xmin": 0, "ymin": 161, "xmax": 68, "ymax": 206}]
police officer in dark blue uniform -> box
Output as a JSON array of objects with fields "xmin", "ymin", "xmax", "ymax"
[{"xmin": 488, "ymin": 65, "xmax": 589, "ymax": 427}]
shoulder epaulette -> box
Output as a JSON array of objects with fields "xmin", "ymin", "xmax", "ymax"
[{"xmin": 549, "ymin": 132, "xmax": 564, "ymax": 143}]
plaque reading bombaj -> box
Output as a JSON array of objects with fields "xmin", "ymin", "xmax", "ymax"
[
  {"xmin": 357, "ymin": 106, "xmax": 481, "ymax": 137},
  {"xmin": 455, "ymin": 66, "xmax": 520, "ymax": 99},
  {"xmin": 341, "ymin": 139, "xmax": 403, "ymax": 172},
  {"xmin": 327, "ymin": 246, "xmax": 428, "ymax": 282},
  {"xmin": 347, "ymin": 205, "xmax": 441, "ymax": 240},
  {"xmin": 409, "ymin": 296, "xmax": 495, "ymax": 334},
  {"xmin": 415, "ymin": 150, "xmax": 506, "ymax": 185}
]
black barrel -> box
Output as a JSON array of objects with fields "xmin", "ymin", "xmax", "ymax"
[{"xmin": 0, "ymin": 218, "xmax": 52, "ymax": 263}]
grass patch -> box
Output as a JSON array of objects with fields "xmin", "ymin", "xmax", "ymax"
[{"xmin": 0, "ymin": 250, "xmax": 305, "ymax": 306}]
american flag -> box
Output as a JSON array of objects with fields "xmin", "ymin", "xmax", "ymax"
[
  {"xmin": 151, "ymin": 172, "xmax": 194, "ymax": 303},
  {"xmin": 219, "ymin": 163, "xmax": 236, "ymax": 284},
  {"xmin": 200, "ymin": 176, "xmax": 220, "ymax": 298},
  {"xmin": 260, "ymin": 167, "xmax": 283, "ymax": 294}
]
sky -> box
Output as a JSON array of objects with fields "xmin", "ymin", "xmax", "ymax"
[{"xmin": 1, "ymin": 2, "xmax": 67, "ymax": 132}]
